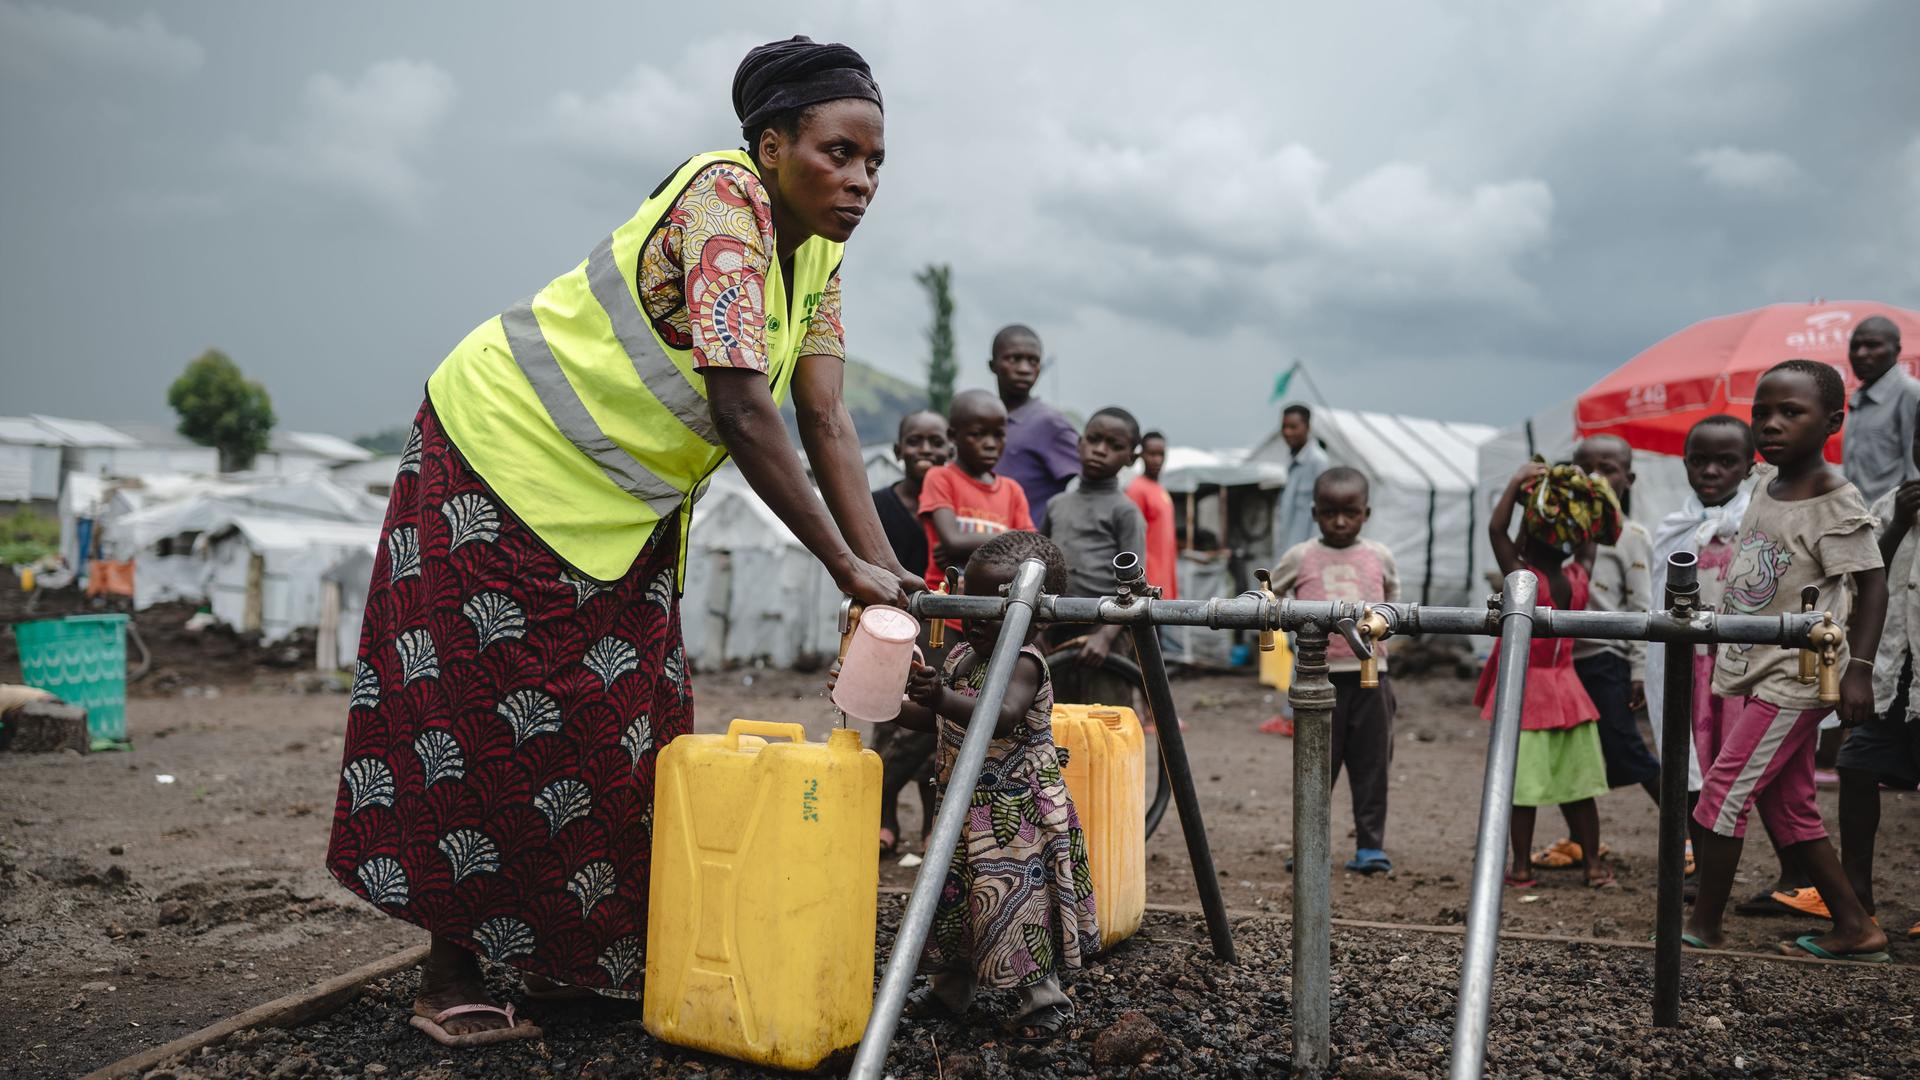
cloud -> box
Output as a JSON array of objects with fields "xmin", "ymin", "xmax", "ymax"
[
  {"xmin": 1008, "ymin": 122, "xmax": 1554, "ymax": 325},
  {"xmin": 117, "ymin": 189, "xmax": 224, "ymax": 222},
  {"xmin": 542, "ymin": 37, "xmax": 752, "ymax": 166},
  {"xmin": 1688, "ymin": 146, "xmax": 1803, "ymax": 194},
  {"xmin": 0, "ymin": 2, "xmax": 203, "ymax": 79},
  {"xmin": 236, "ymin": 59, "xmax": 456, "ymax": 218}
]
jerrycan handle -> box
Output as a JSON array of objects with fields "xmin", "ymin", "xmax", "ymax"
[{"xmin": 725, "ymin": 719, "xmax": 808, "ymax": 751}]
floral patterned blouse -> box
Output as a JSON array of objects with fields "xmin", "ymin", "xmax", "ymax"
[{"xmin": 636, "ymin": 161, "xmax": 845, "ymax": 373}]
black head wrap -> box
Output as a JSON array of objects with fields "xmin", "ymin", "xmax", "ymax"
[{"xmin": 732, "ymin": 35, "xmax": 882, "ymax": 148}]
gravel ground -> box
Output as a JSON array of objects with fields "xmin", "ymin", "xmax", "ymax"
[{"xmin": 141, "ymin": 903, "xmax": 1920, "ymax": 1080}]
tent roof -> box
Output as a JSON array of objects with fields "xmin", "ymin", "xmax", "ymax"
[
  {"xmin": 1, "ymin": 414, "xmax": 141, "ymax": 447},
  {"xmin": 220, "ymin": 515, "xmax": 380, "ymax": 552},
  {"xmin": 1251, "ymin": 407, "xmax": 1497, "ymax": 494},
  {"xmin": 1156, "ymin": 447, "xmax": 1287, "ymax": 493},
  {"xmin": 275, "ymin": 430, "xmax": 373, "ymax": 462},
  {"xmin": 0, "ymin": 417, "xmax": 65, "ymax": 446}
]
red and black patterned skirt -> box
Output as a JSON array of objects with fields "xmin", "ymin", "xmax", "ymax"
[{"xmin": 325, "ymin": 401, "xmax": 691, "ymax": 991}]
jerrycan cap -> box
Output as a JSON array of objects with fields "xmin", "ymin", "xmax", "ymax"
[{"xmin": 859, "ymin": 605, "xmax": 918, "ymax": 643}]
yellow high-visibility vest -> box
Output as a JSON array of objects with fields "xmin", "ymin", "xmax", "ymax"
[{"xmin": 429, "ymin": 149, "xmax": 842, "ymax": 583}]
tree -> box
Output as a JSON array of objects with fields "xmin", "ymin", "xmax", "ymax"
[
  {"xmin": 916, "ymin": 263, "xmax": 956, "ymax": 414},
  {"xmin": 168, "ymin": 349, "xmax": 276, "ymax": 472}
]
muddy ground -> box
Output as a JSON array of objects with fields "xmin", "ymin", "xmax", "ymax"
[
  {"xmin": 142, "ymin": 907, "xmax": 1920, "ymax": 1080},
  {"xmin": 2, "ymin": 663, "xmax": 1916, "ymax": 1077}
]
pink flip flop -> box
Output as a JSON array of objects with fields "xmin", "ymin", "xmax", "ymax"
[{"xmin": 410, "ymin": 1003, "xmax": 543, "ymax": 1047}]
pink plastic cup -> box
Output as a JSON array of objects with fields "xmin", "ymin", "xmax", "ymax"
[{"xmin": 832, "ymin": 604, "xmax": 923, "ymax": 723}]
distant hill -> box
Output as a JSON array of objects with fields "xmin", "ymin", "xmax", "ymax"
[
  {"xmin": 355, "ymin": 358, "xmax": 929, "ymax": 452},
  {"xmin": 786, "ymin": 356, "xmax": 929, "ymax": 446}
]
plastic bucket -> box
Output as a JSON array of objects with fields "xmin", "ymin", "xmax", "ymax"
[{"xmin": 12, "ymin": 614, "xmax": 129, "ymax": 748}]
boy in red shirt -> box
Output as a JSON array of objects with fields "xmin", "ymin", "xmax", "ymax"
[
  {"xmin": 1127, "ymin": 430, "xmax": 1180, "ymax": 600},
  {"xmin": 920, "ymin": 389, "xmax": 1033, "ymax": 587}
]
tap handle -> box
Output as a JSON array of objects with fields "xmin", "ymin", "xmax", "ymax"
[
  {"xmin": 837, "ymin": 597, "xmax": 863, "ymax": 661},
  {"xmin": 1335, "ymin": 616, "xmax": 1373, "ymax": 661},
  {"xmin": 927, "ymin": 571, "xmax": 953, "ymax": 650},
  {"xmin": 1257, "ymin": 568, "xmax": 1278, "ymax": 652}
]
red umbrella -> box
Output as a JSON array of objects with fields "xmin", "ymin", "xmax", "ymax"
[{"xmin": 1576, "ymin": 301, "xmax": 1920, "ymax": 458}]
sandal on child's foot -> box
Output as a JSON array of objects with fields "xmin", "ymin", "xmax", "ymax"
[
  {"xmin": 1503, "ymin": 872, "xmax": 1538, "ymax": 889},
  {"xmin": 904, "ymin": 986, "xmax": 962, "ymax": 1021},
  {"xmin": 1003, "ymin": 1002, "xmax": 1072, "ymax": 1044}
]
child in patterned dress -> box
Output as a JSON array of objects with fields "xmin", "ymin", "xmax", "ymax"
[
  {"xmin": 893, "ymin": 530, "xmax": 1099, "ymax": 1042},
  {"xmin": 1480, "ymin": 459, "xmax": 1620, "ymax": 889}
]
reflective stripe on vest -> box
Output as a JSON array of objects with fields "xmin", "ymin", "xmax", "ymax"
[
  {"xmin": 498, "ymin": 298, "xmax": 684, "ymax": 511},
  {"xmin": 582, "ymin": 236, "xmax": 718, "ymax": 446}
]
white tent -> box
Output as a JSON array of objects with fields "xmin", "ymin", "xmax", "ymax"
[
  {"xmin": 1251, "ymin": 408, "xmax": 1499, "ymax": 608},
  {"xmin": 679, "ymin": 468, "xmax": 841, "ymax": 671},
  {"xmin": 204, "ymin": 516, "xmax": 380, "ymax": 644},
  {"xmin": 0, "ymin": 417, "xmax": 64, "ymax": 503},
  {"xmin": 1470, "ymin": 398, "xmax": 1689, "ymax": 600},
  {"xmin": 58, "ymin": 471, "xmax": 385, "ymax": 644}
]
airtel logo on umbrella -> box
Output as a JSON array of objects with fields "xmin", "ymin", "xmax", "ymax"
[{"xmin": 1784, "ymin": 310, "xmax": 1854, "ymax": 352}]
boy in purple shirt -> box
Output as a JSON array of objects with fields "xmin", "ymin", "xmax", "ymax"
[{"xmin": 988, "ymin": 324, "xmax": 1080, "ymax": 522}]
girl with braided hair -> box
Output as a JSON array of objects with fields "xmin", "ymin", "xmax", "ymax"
[{"xmin": 1480, "ymin": 459, "xmax": 1623, "ymax": 889}]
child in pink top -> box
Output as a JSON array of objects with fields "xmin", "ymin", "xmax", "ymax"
[
  {"xmin": 1270, "ymin": 467, "xmax": 1400, "ymax": 874},
  {"xmin": 1479, "ymin": 460, "xmax": 1618, "ymax": 888}
]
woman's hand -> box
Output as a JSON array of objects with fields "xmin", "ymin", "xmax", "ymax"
[
  {"xmin": 837, "ymin": 556, "xmax": 909, "ymax": 608},
  {"xmin": 906, "ymin": 659, "xmax": 941, "ymax": 708},
  {"xmin": 894, "ymin": 565, "xmax": 929, "ymax": 596},
  {"xmin": 825, "ymin": 658, "xmax": 843, "ymax": 696}
]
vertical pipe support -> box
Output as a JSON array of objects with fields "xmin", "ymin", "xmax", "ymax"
[
  {"xmin": 1119, "ymin": 553, "xmax": 1238, "ymax": 963},
  {"xmin": 849, "ymin": 558, "xmax": 1048, "ymax": 1080},
  {"xmin": 1290, "ymin": 620, "xmax": 1336, "ymax": 1078},
  {"xmin": 1653, "ymin": 551, "xmax": 1699, "ymax": 1026},
  {"xmin": 1448, "ymin": 571, "xmax": 1539, "ymax": 1080}
]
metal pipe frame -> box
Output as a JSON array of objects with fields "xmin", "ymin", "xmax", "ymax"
[
  {"xmin": 906, "ymin": 591, "xmax": 1826, "ymax": 649},
  {"xmin": 1290, "ymin": 623, "xmax": 1336, "ymax": 1077},
  {"xmin": 1448, "ymin": 570, "xmax": 1540, "ymax": 1080},
  {"xmin": 856, "ymin": 572, "xmax": 1831, "ymax": 1078},
  {"xmin": 1654, "ymin": 552, "xmax": 1700, "ymax": 1026},
  {"xmin": 849, "ymin": 558, "xmax": 1048, "ymax": 1080}
]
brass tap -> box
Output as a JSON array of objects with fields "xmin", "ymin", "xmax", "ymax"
[
  {"xmin": 1256, "ymin": 568, "xmax": 1278, "ymax": 652},
  {"xmin": 837, "ymin": 597, "xmax": 863, "ymax": 662},
  {"xmin": 1793, "ymin": 587, "xmax": 1844, "ymax": 704},
  {"xmin": 1810, "ymin": 614, "xmax": 1845, "ymax": 705},
  {"xmin": 1795, "ymin": 586, "xmax": 1819, "ymax": 686},
  {"xmin": 1356, "ymin": 607, "xmax": 1392, "ymax": 690},
  {"xmin": 927, "ymin": 568, "xmax": 956, "ymax": 650}
]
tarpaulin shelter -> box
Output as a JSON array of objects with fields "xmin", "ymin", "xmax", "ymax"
[
  {"xmin": 1250, "ymin": 408, "xmax": 1498, "ymax": 609},
  {"xmin": 1576, "ymin": 301, "xmax": 1920, "ymax": 456},
  {"xmin": 1150, "ymin": 448, "xmax": 1287, "ymax": 668},
  {"xmin": 679, "ymin": 468, "xmax": 842, "ymax": 671}
]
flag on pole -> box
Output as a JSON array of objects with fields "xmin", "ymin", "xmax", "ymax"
[{"xmin": 1269, "ymin": 362, "xmax": 1300, "ymax": 403}]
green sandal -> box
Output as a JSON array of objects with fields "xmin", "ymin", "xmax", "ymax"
[{"xmin": 1778, "ymin": 934, "xmax": 1891, "ymax": 964}]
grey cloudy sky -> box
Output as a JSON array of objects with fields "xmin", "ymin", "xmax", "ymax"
[{"xmin": 3, "ymin": 0, "xmax": 1916, "ymax": 446}]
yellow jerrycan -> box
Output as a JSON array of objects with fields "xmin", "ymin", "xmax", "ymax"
[
  {"xmin": 1050, "ymin": 704, "xmax": 1146, "ymax": 949},
  {"xmin": 1259, "ymin": 630, "xmax": 1294, "ymax": 690},
  {"xmin": 645, "ymin": 720, "xmax": 881, "ymax": 1071}
]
